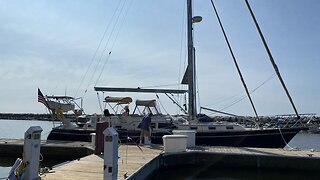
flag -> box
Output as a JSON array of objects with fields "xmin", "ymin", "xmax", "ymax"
[{"xmin": 38, "ymin": 88, "xmax": 49, "ymax": 108}]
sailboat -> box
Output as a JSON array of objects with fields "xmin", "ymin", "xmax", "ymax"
[{"xmin": 47, "ymin": 0, "xmax": 306, "ymax": 148}]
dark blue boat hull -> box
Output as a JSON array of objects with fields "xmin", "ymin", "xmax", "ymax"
[{"xmin": 47, "ymin": 127, "xmax": 304, "ymax": 148}]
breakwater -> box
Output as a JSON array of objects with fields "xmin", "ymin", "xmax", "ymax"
[{"xmin": 0, "ymin": 113, "xmax": 75, "ymax": 121}]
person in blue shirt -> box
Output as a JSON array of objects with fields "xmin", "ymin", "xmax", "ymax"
[{"xmin": 139, "ymin": 113, "xmax": 152, "ymax": 145}]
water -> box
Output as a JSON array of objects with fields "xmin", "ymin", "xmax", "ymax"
[
  {"xmin": 0, "ymin": 120, "xmax": 320, "ymax": 178},
  {"xmin": 284, "ymin": 132, "xmax": 320, "ymax": 150},
  {"xmin": 0, "ymin": 119, "xmax": 54, "ymax": 139}
]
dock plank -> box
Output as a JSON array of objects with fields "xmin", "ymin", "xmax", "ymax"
[
  {"xmin": 41, "ymin": 144, "xmax": 163, "ymax": 180},
  {"xmin": 42, "ymin": 155, "xmax": 103, "ymax": 180},
  {"xmin": 207, "ymin": 147, "xmax": 320, "ymax": 157}
]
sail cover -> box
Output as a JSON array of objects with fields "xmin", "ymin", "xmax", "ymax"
[
  {"xmin": 104, "ymin": 96, "xmax": 133, "ymax": 104},
  {"xmin": 181, "ymin": 65, "xmax": 189, "ymax": 84},
  {"xmin": 135, "ymin": 99, "xmax": 157, "ymax": 107}
]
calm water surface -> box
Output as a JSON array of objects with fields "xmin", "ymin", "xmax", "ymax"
[
  {"xmin": 0, "ymin": 119, "xmax": 319, "ymax": 179},
  {"xmin": 0, "ymin": 119, "xmax": 54, "ymax": 139}
]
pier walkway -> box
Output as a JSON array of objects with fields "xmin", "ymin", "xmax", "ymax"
[
  {"xmin": 40, "ymin": 145, "xmax": 320, "ymax": 179},
  {"xmin": 40, "ymin": 144, "xmax": 163, "ymax": 180}
]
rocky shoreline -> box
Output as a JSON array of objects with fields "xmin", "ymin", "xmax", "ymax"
[{"xmin": 0, "ymin": 113, "xmax": 75, "ymax": 121}]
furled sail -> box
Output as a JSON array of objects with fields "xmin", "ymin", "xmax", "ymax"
[{"xmin": 181, "ymin": 65, "xmax": 189, "ymax": 85}]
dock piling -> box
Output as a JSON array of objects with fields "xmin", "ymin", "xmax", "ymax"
[
  {"xmin": 23, "ymin": 126, "xmax": 43, "ymax": 180},
  {"xmin": 103, "ymin": 127, "xmax": 119, "ymax": 180},
  {"xmin": 95, "ymin": 121, "xmax": 108, "ymax": 155}
]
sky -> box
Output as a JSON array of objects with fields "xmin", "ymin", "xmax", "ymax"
[{"xmin": 0, "ymin": 0, "xmax": 319, "ymax": 117}]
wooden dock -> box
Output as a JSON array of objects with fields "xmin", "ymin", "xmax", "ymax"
[
  {"xmin": 1, "ymin": 137, "xmax": 320, "ymax": 179},
  {"xmin": 206, "ymin": 146, "xmax": 320, "ymax": 157},
  {"xmin": 39, "ymin": 145, "xmax": 320, "ymax": 179},
  {"xmin": 40, "ymin": 144, "xmax": 163, "ymax": 180}
]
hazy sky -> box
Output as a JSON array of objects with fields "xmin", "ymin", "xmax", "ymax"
[{"xmin": 0, "ymin": 0, "xmax": 319, "ymax": 116}]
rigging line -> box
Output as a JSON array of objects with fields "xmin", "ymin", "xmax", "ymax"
[
  {"xmin": 278, "ymin": 127, "xmax": 294, "ymax": 150},
  {"xmin": 206, "ymin": 73, "xmax": 275, "ymax": 107},
  {"xmin": 250, "ymin": 73, "xmax": 276, "ymax": 93},
  {"xmin": 201, "ymin": 106, "xmax": 240, "ymax": 117},
  {"xmin": 245, "ymin": 0, "xmax": 300, "ymax": 119},
  {"xmin": 166, "ymin": 93, "xmax": 187, "ymax": 114},
  {"xmin": 91, "ymin": 0, "xmax": 127, "ymax": 89},
  {"xmin": 197, "ymin": 79, "xmax": 201, "ymax": 113},
  {"xmin": 156, "ymin": 93, "xmax": 170, "ymax": 115},
  {"xmin": 207, "ymin": 91, "xmax": 245, "ymax": 107},
  {"xmin": 95, "ymin": 51, "xmax": 111, "ymax": 87},
  {"xmin": 83, "ymin": 0, "xmax": 127, "ymax": 98},
  {"xmin": 74, "ymin": 0, "xmax": 123, "ymax": 98},
  {"xmin": 178, "ymin": 0, "xmax": 187, "ymax": 87},
  {"xmin": 97, "ymin": 92, "xmax": 103, "ymax": 113},
  {"xmin": 210, "ymin": 0, "xmax": 260, "ymax": 121},
  {"xmin": 95, "ymin": 0, "xmax": 133, "ymax": 87},
  {"xmin": 178, "ymin": 7, "xmax": 190, "ymax": 103},
  {"xmin": 177, "ymin": 1, "xmax": 187, "ymax": 114},
  {"xmin": 212, "ymin": 73, "xmax": 276, "ymax": 114},
  {"xmin": 193, "ymin": 46, "xmax": 199, "ymax": 114},
  {"xmin": 195, "ymin": 48, "xmax": 201, "ymax": 113},
  {"xmin": 219, "ymin": 94, "xmax": 247, "ymax": 112},
  {"xmin": 207, "ymin": 73, "xmax": 275, "ymax": 106}
]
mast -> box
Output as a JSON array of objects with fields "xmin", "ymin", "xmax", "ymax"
[
  {"xmin": 245, "ymin": 0, "xmax": 300, "ymax": 119},
  {"xmin": 187, "ymin": 0, "xmax": 197, "ymax": 120}
]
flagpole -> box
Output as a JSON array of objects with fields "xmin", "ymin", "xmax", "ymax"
[{"xmin": 38, "ymin": 88, "xmax": 55, "ymax": 127}]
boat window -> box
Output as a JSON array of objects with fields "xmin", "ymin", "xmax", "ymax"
[
  {"xmin": 190, "ymin": 127, "xmax": 198, "ymax": 130},
  {"xmin": 208, "ymin": 126, "xmax": 216, "ymax": 130},
  {"xmin": 226, "ymin": 126, "xmax": 234, "ymax": 130}
]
